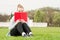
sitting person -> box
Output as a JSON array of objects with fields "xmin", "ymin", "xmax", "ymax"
[{"xmin": 7, "ymin": 4, "xmax": 33, "ymax": 37}]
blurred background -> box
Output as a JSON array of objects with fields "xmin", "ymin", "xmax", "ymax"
[{"xmin": 0, "ymin": 0, "xmax": 60, "ymax": 27}]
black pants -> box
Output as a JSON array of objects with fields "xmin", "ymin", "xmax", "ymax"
[{"xmin": 10, "ymin": 22, "xmax": 31, "ymax": 36}]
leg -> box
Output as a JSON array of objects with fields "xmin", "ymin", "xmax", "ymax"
[
  {"xmin": 16, "ymin": 22, "xmax": 24, "ymax": 34},
  {"xmin": 10, "ymin": 25, "xmax": 21, "ymax": 36},
  {"xmin": 22, "ymin": 23, "xmax": 31, "ymax": 34},
  {"xmin": 22, "ymin": 23, "xmax": 33, "ymax": 36},
  {"xmin": 10, "ymin": 22, "xmax": 26, "ymax": 36},
  {"xmin": 16, "ymin": 22, "xmax": 26, "ymax": 36}
]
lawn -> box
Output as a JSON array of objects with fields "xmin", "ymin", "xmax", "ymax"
[{"xmin": 0, "ymin": 27, "xmax": 60, "ymax": 40}]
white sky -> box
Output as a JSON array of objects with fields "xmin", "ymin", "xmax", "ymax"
[{"xmin": 0, "ymin": 0, "xmax": 60, "ymax": 15}]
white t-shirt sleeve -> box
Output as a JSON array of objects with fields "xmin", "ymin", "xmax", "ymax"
[
  {"xmin": 9, "ymin": 16, "xmax": 21, "ymax": 30},
  {"xmin": 9, "ymin": 16, "xmax": 15, "ymax": 30},
  {"xmin": 26, "ymin": 17, "xmax": 29, "ymax": 25}
]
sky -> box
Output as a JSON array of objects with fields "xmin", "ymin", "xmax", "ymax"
[{"xmin": 0, "ymin": 0, "xmax": 60, "ymax": 15}]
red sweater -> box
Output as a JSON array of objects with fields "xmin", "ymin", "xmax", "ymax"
[{"xmin": 14, "ymin": 12, "xmax": 27, "ymax": 22}]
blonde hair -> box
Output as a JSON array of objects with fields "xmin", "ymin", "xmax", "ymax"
[{"xmin": 17, "ymin": 4, "xmax": 24, "ymax": 8}]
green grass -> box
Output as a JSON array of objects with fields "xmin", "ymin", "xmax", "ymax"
[{"xmin": 0, "ymin": 27, "xmax": 60, "ymax": 40}]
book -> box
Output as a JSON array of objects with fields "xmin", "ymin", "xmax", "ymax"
[{"xmin": 14, "ymin": 12, "xmax": 27, "ymax": 22}]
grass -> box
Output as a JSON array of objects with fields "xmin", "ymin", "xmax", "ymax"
[{"xmin": 0, "ymin": 27, "xmax": 60, "ymax": 40}]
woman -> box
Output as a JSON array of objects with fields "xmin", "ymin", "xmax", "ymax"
[{"xmin": 7, "ymin": 4, "xmax": 33, "ymax": 37}]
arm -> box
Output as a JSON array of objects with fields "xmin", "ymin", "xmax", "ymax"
[
  {"xmin": 9, "ymin": 16, "xmax": 21, "ymax": 30},
  {"xmin": 7, "ymin": 16, "xmax": 15, "ymax": 36},
  {"xmin": 9, "ymin": 16, "xmax": 15, "ymax": 30},
  {"xmin": 7, "ymin": 16, "xmax": 21, "ymax": 36}
]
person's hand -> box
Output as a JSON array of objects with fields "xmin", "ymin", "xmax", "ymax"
[
  {"xmin": 21, "ymin": 19, "xmax": 26, "ymax": 23},
  {"xmin": 16, "ymin": 19, "xmax": 21, "ymax": 22}
]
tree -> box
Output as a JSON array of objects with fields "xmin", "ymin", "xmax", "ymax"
[
  {"xmin": 34, "ymin": 10, "xmax": 45, "ymax": 22},
  {"xmin": 0, "ymin": 15, "xmax": 9, "ymax": 22},
  {"xmin": 52, "ymin": 12, "xmax": 60, "ymax": 26}
]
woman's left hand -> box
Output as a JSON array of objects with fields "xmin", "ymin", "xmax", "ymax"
[{"xmin": 21, "ymin": 19, "xmax": 26, "ymax": 23}]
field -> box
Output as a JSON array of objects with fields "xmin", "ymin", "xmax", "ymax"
[{"xmin": 0, "ymin": 27, "xmax": 60, "ymax": 40}]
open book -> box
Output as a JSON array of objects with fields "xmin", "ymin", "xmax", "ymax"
[{"xmin": 14, "ymin": 12, "xmax": 27, "ymax": 22}]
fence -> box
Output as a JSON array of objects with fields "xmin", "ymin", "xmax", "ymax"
[{"xmin": 0, "ymin": 22, "xmax": 47, "ymax": 27}]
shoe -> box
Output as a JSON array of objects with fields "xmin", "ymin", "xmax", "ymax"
[
  {"xmin": 29, "ymin": 32, "xmax": 33, "ymax": 36},
  {"xmin": 23, "ymin": 34, "xmax": 27, "ymax": 37},
  {"xmin": 22, "ymin": 32, "xmax": 27, "ymax": 37},
  {"xmin": 27, "ymin": 33, "xmax": 33, "ymax": 37},
  {"xmin": 28, "ymin": 34, "xmax": 33, "ymax": 37}
]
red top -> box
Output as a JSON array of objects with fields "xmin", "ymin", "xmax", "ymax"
[{"xmin": 14, "ymin": 12, "xmax": 27, "ymax": 22}]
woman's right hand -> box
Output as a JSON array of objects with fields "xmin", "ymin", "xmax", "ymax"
[{"xmin": 20, "ymin": 19, "xmax": 26, "ymax": 23}]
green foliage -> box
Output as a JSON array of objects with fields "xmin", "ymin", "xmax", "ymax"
[
  {"xmin": 34, "ymin": 10, "xmax": 46, "ymax": 22},
  {"xmin": 52, "ymin": 12, "xmax": 60, "ymax": 26},
  {"xmin": 9, "ymin": 13, "xmax": 13, "ymax": 20},
  {"xmin": 34, "ymin": 10, "xmax": 40, "ymax": 22},
  {"xmin": 33, "ymin": 7, "xmax": 60, "ymax": 26}
]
